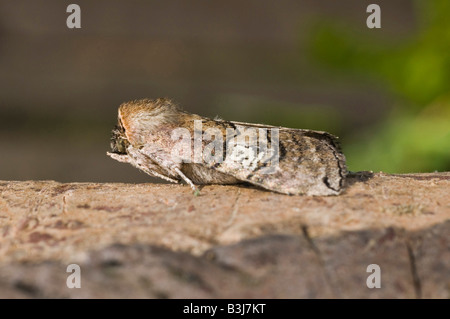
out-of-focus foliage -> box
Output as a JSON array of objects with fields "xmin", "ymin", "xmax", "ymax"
[
  {"xmin": 308, "ymin": 0, "xmax": 450, "ymax": 173},
  {"xmin": 345, "ymin": 98, "xmax": 450, "ymax": 172}
]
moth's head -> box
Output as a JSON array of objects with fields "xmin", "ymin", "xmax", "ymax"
[{"xmin": 110, "ymin": 119, "xmax": 130, "ymax": 155}]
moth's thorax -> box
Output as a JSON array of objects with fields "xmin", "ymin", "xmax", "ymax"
[{"xmin": 118, "ymin": 98, "xmax": 183, "ymax": 145}]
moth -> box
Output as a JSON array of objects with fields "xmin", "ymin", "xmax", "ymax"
[{"xmin": 107, "ymin": 98, "xmax": 347, "ymax": 196}]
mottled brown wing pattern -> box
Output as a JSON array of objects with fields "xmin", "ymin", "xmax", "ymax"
[{"xmin": 192, "ymin": 119, "xmax": 347, "ymax": 195}]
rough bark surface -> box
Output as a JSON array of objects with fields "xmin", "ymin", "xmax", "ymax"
[{"xmin": 0, "ymin": 172, "xmax": 448, "ymax": 298}]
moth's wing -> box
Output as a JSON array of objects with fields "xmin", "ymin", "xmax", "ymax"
[
  {"xmin": 225, "ymin": 120, "xmax": 343, "ymax": 150},
  {"xmin": 209, "ymin": 121, "xmax": 347, "ymax": 195},
  {"xmin": 223, "ymin": 120, "xmax": 279, "ymax": 129},
  {"xmin": 221, "ymin": 120, "xmax": 343, "ymax": 152}
]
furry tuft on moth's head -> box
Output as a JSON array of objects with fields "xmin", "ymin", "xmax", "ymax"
[
  {"xmin": 115, "ymin": 98, "xmax": 182, "ymax": 146},
  {"xmin": 119, "ymin": 98, "xmax": 180, "ymax": 128}
]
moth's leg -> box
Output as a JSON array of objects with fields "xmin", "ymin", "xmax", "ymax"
[
  {"xmin": 139, "ymin": 165, "xmax": 180, "ymax": 183},
  {"xmin": 173, "ymin": 167, "xmax": 199, "ymax": 193},
  {"xmin": 134, "ymin": 145, "xmax": 200, "ymax": 194},
  {"xmin": 125, "ymin": 147, "xmax": 180, "ymax": 183},
  {"xmin": 107, "ymin": 152, "xmax": 132, "ymax": 164},
  {"xmin": 108, "ymin": 152, "xmax": 176, "ymax": 182}
]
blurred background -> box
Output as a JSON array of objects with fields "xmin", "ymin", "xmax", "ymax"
[{"xmin": 0, "ymin": 0, "xmax": 448, "ymax": 183}]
